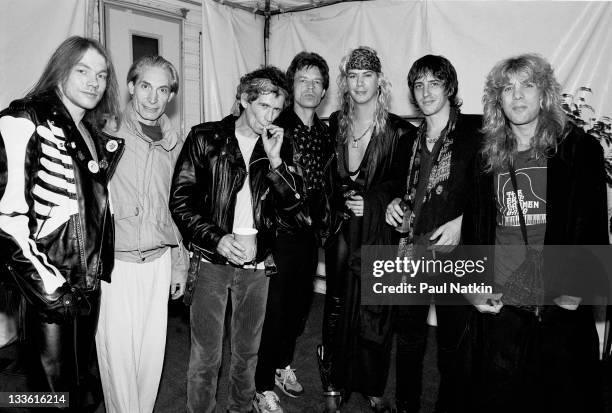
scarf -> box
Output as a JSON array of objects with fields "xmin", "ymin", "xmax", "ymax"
[{"xmin": 398, "ymin": 108, "xmax": 458, "ymax": 258}]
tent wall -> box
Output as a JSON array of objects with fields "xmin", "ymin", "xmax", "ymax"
[
  {"xmin": 201, "ymin": 1, "xmax": 264, "ymax": 121},
  {"xmin": 203, "ymin": 0, "xmax": 611, "ymax": 123},
  {"xmin": 2, "ymin": 1, "xmax": 610, "ymax": 124},
  {"xmin": 0, "ymin": 0, "xmax": 87, "ymax": 109}
]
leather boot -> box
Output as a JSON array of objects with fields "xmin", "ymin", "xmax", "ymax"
[{"xmin": 366, "ymin": 396, "xmax": 392, "ymax": 412}]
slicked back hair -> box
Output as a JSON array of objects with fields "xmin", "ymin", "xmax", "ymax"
[{"xmin": 127, "ymin": 55, "xmax": 179, "ymax": 94}]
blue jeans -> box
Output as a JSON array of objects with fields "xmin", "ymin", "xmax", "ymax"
[{"xmin": 187, "ymin": 263, "xmax": 269, "ymax": 413}]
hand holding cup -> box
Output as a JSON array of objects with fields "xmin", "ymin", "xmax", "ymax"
[{"xmin": 233, "ymin": 228, "xmax": 258, "ymax": 263}]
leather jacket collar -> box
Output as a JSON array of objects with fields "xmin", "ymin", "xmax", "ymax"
[{"xmin": 21, "ymin": 90, "xmax": 125, "ymax": 182}]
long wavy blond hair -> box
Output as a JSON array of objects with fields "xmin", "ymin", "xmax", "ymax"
[
  {"xmin": 336, "ymin": 46, "xmax": 394, "ymax": 179},
  {"xmin": 481, "ymin": 53, "xmax": 567, "ymax": 172},
  {"xmin": 336, "ymin": 47, "xmax": 391, "ymax": 143}
]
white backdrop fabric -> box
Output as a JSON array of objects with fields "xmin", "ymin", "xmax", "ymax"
[
  {"xmin": 0, "ymin": 0, "xmax": 86, "ymax": 109},
  {"xmin": 202, "ymin": 0, "xmax": 264, "ymax": 121},
  {"xmin": 202, "ymin": 0, "xmax": 611, "ymax": 122}
]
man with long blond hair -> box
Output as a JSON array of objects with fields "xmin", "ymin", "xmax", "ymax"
[
  {"xmin": 462, "ymin": 53, "xmax": 607, "ymax": 412},
  {"xmin": 320, "ymin": 46, "xmax": 415, "ymax": 412}
]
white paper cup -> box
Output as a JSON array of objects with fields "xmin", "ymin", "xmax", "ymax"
[{"xmin": 233, "ymin": 228, "xmax": 258, "ymax": 262}]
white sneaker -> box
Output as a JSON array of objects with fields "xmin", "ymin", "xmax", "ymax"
[
  {"xmin": 275, "ymin": 365, "xmax": 304, "ymax": 398},
  {"xmin": 253, "ymin": 390, "xmax": 284, "ymax": 413}
]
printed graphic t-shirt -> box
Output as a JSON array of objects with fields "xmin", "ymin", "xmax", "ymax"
[{"xmin": 493, "ymin": 149, "xmax": 547, "ymax": 286}]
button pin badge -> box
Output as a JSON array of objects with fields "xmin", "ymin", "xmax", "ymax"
[
  {"xmin": 106, "ymin": 140, "xmax": 119, "ymax": 152},
  {"xmin": 88, "ymin": 160, "xmax": 100, "ymax": 174}
]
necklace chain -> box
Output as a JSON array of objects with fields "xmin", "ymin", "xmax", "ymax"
[
  {"xmin": 351, "ymin": 123, "xmax": 373, "ymax": 148},
  {"xmin": 425, "ymin": 134, "xmax": 440, "ymax": 144}
]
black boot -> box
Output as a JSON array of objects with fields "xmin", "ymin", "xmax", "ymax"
[
  {"xmin": 394, "ymin": 399, "xmax": 417, "ymax": 413},
  {"xmin": 318, "ymin": 345, "xmax": 342, "ymax": 413},
  {"xmin": 323, "ymin": 389, "xmax": 342, "ymax": 413},
  {"xmin": 366, "ymin": 396, "xmax": 392, "ymax": 412}
]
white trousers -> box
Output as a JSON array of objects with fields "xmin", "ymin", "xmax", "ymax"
[{"xmin": 95, "ymin": 249, "xmax": 171, "ymax": 413}]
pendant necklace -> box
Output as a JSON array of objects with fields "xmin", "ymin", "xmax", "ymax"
[
  {"xmin": 426, "ymin": 134, "xmax": 440, "ymax": 145},
  {"xmin": 351, "ymin": 122, "xmax": 373, "ymax": 148}
]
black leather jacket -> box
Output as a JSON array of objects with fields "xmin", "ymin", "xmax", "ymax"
[
  {"xmin": 275, "ymin": 109, "xmax": 337, "ymax": 245},
  {"xmin": 0, "ymin": 91, "xmax": 124, "ymax": 314},
  {"xmin": 170, "ymin": 115, "xmax": 304, "ymax": 264}
]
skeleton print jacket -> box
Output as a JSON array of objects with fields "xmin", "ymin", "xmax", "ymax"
[{"xmin": 0, "ymin": 91, "xmax": 124, "ymax": 315}]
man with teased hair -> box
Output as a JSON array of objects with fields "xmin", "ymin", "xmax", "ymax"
[
  {"xmin": 462, "ymin": 53, "xmax": 607, "ymax": 413},
  {"xmin": 322, "ymin": 46, "xmax": 415, "ymax": 412},
  {"xmin": 0, "ymin": 36, "xmax": 123, "ymax": 408},
  {"xmin": 170, "ymin": 66, "xmax": 304, "ymax": 413}
]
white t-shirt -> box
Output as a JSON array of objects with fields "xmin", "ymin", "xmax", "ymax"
[{"xmin": 232, "ymin": 130, "xmax": 258, "ymax": 232}]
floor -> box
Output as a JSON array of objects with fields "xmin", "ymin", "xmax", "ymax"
[
  {"xmin": 153, "ymin": 293, "xmax": 440, "ymax": 413},
  {"xmin": 152, "ymin": 295, "xmax": 612, "ymax": 413}
]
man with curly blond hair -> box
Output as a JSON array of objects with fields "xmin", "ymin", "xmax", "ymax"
[{"xmin": 462, "ymin": 53, "xmax": 607, "ymax": 413}]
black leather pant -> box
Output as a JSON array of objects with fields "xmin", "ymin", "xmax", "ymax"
[
  {"xmin": 318, "ymin": 230, "xmax": 350, "ymax": 395},
  {"xmin": 24, "ymin": 288, "xmax": 101, "ymax": 411},
  {"xmin": 322, "ymin": 232, "xmax": 348, "ymax": 351},
  {"xmin": 321, "ymin": 227, "xmax": 395, "ymax": 398}
]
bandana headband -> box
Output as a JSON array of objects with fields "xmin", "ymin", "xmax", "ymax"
[{"xmin": 346, "ymin": 48, "xmax": 381, "ymax": 73}]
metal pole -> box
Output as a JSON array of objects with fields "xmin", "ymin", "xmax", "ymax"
[{"xmin": 264, "ymin": 0, "xmax": 270, "ymax": 66}]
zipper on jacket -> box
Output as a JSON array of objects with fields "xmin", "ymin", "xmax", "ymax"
[
  {"xmin": 34, "ymin": 205, "xmax": 55, "ymax": 240},
  {"xmin": 220, "ymin": 160, "xmax": 246, "ymax": 232},
  {"xmin": 322, "ymin": 152, "xmax": 335, "ymax": 172},
  {"xmin": 73, "ymin": 190, "xmax": 88, "ymax": 286},
  {"xmin": 248, "ymin": 157, "xmax": 268, "ymax": 227},
  {"xmin": 94, "ymin": 194, "xmax": 112, "ymax": 284}
]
